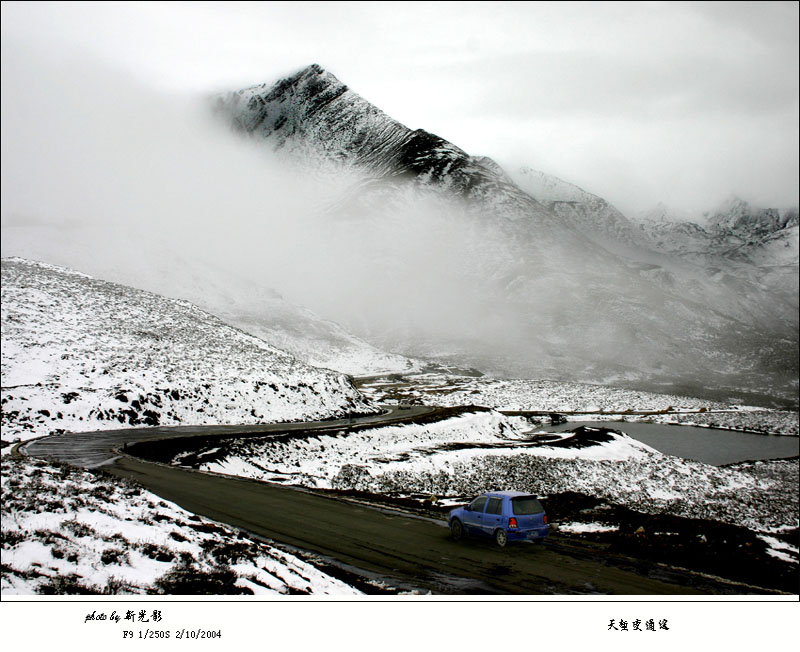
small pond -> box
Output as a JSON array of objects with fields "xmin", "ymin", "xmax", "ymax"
[{"xmin": 543, "ymin": 421, "xmax": 799, "ymax": 466}]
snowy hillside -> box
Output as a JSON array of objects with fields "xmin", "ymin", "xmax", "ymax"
[
  {"xmin": 708, "ymin": 198, "xmax": 798, "ymax": 240},
  {"xmin": 1, "ymin": 456, "xmax": 361, "ymax": 595},
  {"xmin": 512, "ymin": 167, "xmax": 655, "ymax": 254},
  {"xmin": 356, "ymin": 373, "xmax": 798, "ymax": 435},
  {"xmin": 359, "ymin": 373, "xmax": 726, "ymax": 412},
  {"xmin": 637, "ymin": 199, "xmax": 799, "ymax": 341},
  {"xmin": 1, "ymin": 258, "xmax": 376, "ymax": 443},
  {"xmin": 0, "ymin": 224, "xmax": 415, "ymax": 376}
]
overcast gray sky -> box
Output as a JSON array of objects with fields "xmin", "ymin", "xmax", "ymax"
[{"xmin": 2, "ymin": 0, "xmax": 798, "ymax": 214}]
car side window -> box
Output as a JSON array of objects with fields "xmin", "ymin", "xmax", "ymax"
[
  {"xmin": 469, "ymin": 496, "xmax": 488, "ymax": 512},
  {"xmin": 486, "ymin": 497, "xmax": 503, "ymax": 515}
]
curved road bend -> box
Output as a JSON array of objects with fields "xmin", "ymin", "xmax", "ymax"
[
  {"xmin": 23, "ymin": 406, "xmax": 740, "ymax": 595},
  {"xmin": 23, "ymin": 405, "xmax": 439, "ymax": 469}
]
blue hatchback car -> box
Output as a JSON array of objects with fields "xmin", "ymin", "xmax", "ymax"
[{"xmin": 448, "ymin": 491, "xmax": 549, "ymax": 547}]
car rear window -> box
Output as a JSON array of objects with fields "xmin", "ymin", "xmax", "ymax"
[{"xmin": 511, "ymin": 497, "xmax": 544, "ymax": 515}]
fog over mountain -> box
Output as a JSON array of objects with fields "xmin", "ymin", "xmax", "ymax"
[
  {"xmin": 1, "ymin": 41, "xmax": 415, "ymax": 375},
  {"xmin": 212, "ymin": 65, "xmax": 798, "ymax": 405},
  {"xmin": 2, "ymin": 43, "xmax": 797, "ymax": 406}
]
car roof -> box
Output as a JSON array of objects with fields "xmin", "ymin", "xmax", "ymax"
[{"xmin": 483, "ymin": 491, "xmax": 533, "ymax": 498}]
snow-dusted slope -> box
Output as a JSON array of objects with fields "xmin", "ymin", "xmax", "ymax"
[
  {"xmin": 512, "ymin": 167, "xmax": 654, "ymax": 253},
  {"xmin": 709, "ymin": 198, "xmax": 798, "ymax": 240},
  {"xmin": 2, "ymin": 456, "xmax": 361, "ymax": 595},
  {"xmin": 639, "ymin": 203, "xmax": 718, "ymax": 258},
  {"xmin": 0, "ymin": 224, "xmax": 414, "ymax": 376},
  {"xmin": 1, "ymin": 258, "xmax": 376, "ymax": 443},
  {"xmin": 636, "ymin": 199, "xmax": 799, "ymax": 337}
]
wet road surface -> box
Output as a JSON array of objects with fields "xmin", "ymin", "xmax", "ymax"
[{"xmin": 106, "ymin": 455, "xmax": 710, "ymax": 595}]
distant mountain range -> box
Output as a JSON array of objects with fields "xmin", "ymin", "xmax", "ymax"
[
  {"xmin": 640, "ymin": 198, "xmax": 798, "ymax": 264},
  {"xmin": 214, "ymin": 64, "xmax": 798, "ymax": 406}
]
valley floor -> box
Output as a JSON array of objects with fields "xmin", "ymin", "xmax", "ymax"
[
  {"xmin": 3, "ymin": 373, "xmax": 797, "ymax": 595},
  {"xmin": 167, "ymin": 405, "xmax": 797, "ymax": 593},
  {"xmin": 355, "ymin": 372, "xmax": 799, "ymax": 434}
]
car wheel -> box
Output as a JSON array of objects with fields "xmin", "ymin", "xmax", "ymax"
[
  {"xmin": 494, "ymin": 529, "xmax": 508, "ymax": 547},
  {"xmin": 450, "ymin": 519, "xmax": 464, "ymax": 542}
]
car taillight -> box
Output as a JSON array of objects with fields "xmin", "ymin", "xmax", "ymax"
[
  {"xmin": 543, "ymin": 515, "xmax": 548, "ymax": 524},
  {"xmin": 508, "ymin": 517, "xmax": 518, "ymax": 528}
]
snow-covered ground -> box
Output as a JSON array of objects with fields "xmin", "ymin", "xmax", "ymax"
[
  {"xmin": 358, "ymin": 373, "xmax": 798, "ymax": 435},
  {"xmin": 1, "ymin": 224, "xmax": 418, "ymax": 376},
  {"xmin": 189, "ymin": 411, "xmax": 798, "ymax": 535},
  {"xmin": 359, "ymin": 373, "xmax": 726, "ymax": 411},
  {"xmin": 645, "ymin": 410, "xmax": 799, "ymax": 436},
  {"xmin": 1, "ymin": 258, "xmax": 377, "ymax": 445},
  {"xmin": 756, "ymin": 534, "xmax": 799, "ymax": 565},
  {"xmin": 557, "ymin": 522, "xmax": 620, "ymax": 534},
  {"xmin": 1, "ymin": 456, "xmax": 361, "ymax": 595}
]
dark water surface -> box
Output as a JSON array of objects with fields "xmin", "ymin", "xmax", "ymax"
[{"xmin": 544, "ymin": 421, "xmax": 799, "ymax": 466}]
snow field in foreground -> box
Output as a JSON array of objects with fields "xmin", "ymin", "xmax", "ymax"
[{"xmin": 1, "ymin": 456, "xmax": 360, "ymax": 595}]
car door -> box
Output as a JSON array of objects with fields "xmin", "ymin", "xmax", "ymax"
[
  {"xmin": 461, "ymin": 495, "xmax": 488, "ymax": 535},
  {"xmin": 483, "ymin": 497, "xmax": 505, "ymax": 536}
]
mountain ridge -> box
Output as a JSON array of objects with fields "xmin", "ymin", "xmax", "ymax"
[{"xmin": 215, "ymin": 64, "xmax": 556, "ymax": 223}]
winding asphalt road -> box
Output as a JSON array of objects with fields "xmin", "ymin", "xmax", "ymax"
[
  {"xmin": 21, "ymin": 406, "xmax": 760, "ymax": 595},
  {"xmin": 23, "ymin": 406, "xmax": 438, "ymax": 468}
]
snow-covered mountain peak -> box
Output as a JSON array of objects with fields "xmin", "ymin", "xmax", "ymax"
[
  {"xmin": 268, "ymin": 63, "xmax": 350, "ymax": 110},
  {"xmin": 297, "ymin": 62, "xmax": 339, "ymax": 81},
  {"xmin": 214, "ymin": 64, "xmax": 415, "ymax": 178},
  {"xmin": 232, "ymin": 63, "xmax": 348, "ymax": 116},
  {"xmin": 641, "ymin": 197, "xmax": 799, "ymax": 272},
  {"xmin": 215, "ymin": 66, "xmax": 551, "ymax": 210}
]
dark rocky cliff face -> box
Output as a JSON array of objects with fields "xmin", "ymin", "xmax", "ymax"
[
  {"xmin": 216, "ymin": 65, "xmax": 550, "ymax": 211},
  {"xmin": 216, "ymin": 64, "xmax": 416, "ymax": 176}
]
